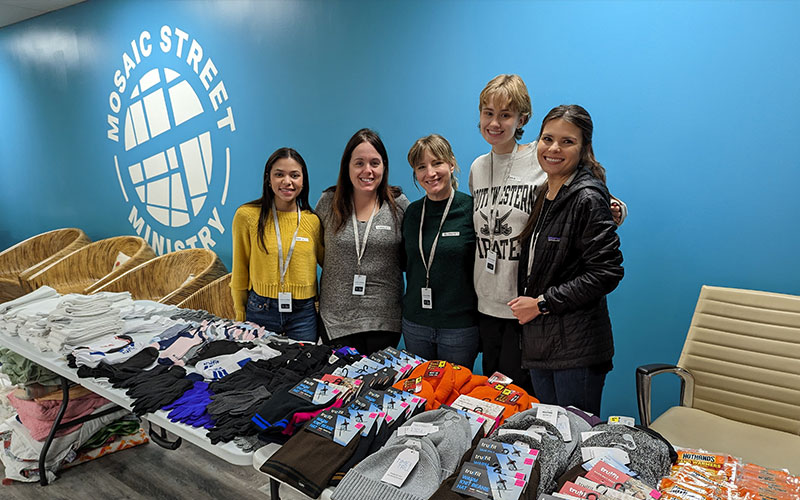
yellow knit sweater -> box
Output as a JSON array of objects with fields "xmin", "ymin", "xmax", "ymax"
[{"xmin": 230, "ymin": 204, "xmax": 323, "ymax": 321}]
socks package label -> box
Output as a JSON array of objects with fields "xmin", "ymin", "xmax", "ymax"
[
  {"xmin": 288, "ymin": 377, "xmax": 347, "ymax": 405},
  {"xmin": 450, "ymin": 438, "xmax": 539, "ymax": 500},
  {"xmin": 450, "ymin": 395, "xmax": 506, "ymax": 435},
  {"xmin": 471, "ymin": 439, "xmax": 539, "ymax": 481},
  {"xmin": 452, "ymin": 458, "xmax": 528, "ymax": 500}
]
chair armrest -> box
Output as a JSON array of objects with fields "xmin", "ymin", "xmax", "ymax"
[{"xmin": 636, "ymin": 363, "xmax": 695, "ymax": 427}]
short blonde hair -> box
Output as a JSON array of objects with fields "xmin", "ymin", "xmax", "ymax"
[
  {"xmin": 479, "ymin": 74, "xmax": 532, "ymax": 140},
  {"xmin": 407, "ymin": 134, "xmax": 459, "ymax": 189}
]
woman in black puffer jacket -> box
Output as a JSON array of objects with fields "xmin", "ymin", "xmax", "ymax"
[{"xmin": 508, "ymin": 104, "xmax": 624, "ymax": 415}]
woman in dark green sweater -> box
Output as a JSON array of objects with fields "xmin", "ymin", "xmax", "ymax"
[{"xmin": 401, "ymin": 134, "xmax": 479, "ymax": 369}]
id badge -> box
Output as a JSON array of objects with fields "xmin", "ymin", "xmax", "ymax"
[
  {"xmin": 485, "ymin": 250, "xmax": 497, "ymax": 274},
  {"xmin": 352, "ymin": 274, "xmax": 367, "ymax": 295},
  {"xmin": 278, "ymin": 292, "xmax": 292, "ymax": 312},
  {"xmin": 421, "ymin": 288, "xmax": 433, "ymax": 309}
]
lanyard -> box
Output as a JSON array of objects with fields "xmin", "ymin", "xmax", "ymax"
[
  {"xmin": 352, "ymin": 199, "xmax": 379, "ymax": 273},
  {"xmin": 272, "ymin": 201, "xmax": 302, "ymax": 287},
  {"xmin": 488, "ymin": 143, "xmax": 519, "ymax": 246},
  {"xmin": 418, "ymin": 189, "xmax": 455, "ymax": 288}
]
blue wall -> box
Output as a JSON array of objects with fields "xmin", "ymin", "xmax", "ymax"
[{"xmin": 2, "ymin": 0, "xmax": 799, "ymax": 420}]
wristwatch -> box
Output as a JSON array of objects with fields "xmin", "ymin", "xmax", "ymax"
[{"xmin": 537, "ymin": 295, "xmax": 550, "ymax": 315}]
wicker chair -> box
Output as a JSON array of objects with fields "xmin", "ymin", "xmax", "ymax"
[
  {"xmin": 177, "ymin": 273, "xmax": 235, "ymax": 319},
  {"xmin": 93, "ymin": 248, "xmax": 228, "ymax": 304},
  {"xmin": 0, "ymin": 228, "xmax": 90, "ymax": 303},
  {"xmin": 23, "ymin": 236, "xmax": 156, "ymax": 295}
]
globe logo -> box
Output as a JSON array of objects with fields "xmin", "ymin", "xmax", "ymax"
[
  {"xmin": 106, "ymin": 26, "xmax": 236, "ymax": 255},
  {"xmin": 123, "ymin": 67, "xmax": 211, "ymax": 228}
]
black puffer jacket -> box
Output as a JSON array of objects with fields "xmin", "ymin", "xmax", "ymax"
[{"xmin": 517, "ymin": 166, "xmax": 623, "ymax": 370}]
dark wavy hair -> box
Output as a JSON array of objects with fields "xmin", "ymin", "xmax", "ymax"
[
  {"xmin": 245, "ymin": 147, "xmax": 312, "ymax": 252},
  {"xmin": 519, "ymin": 105, "xmax": 606, "ymax": 242},
  {"xmin": 325, "ymin": 128, "xmax": 402, "ymax": 232},
  {"xmin": 538, "ymin": 104, "xmax": 605, "ymax": 183}
]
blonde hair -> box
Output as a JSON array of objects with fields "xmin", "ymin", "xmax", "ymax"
[
  {"xmin": 407, "ymin": 134, "xmax": 459, "ymax": 189},
  {"xmin": 479, "ymin": 74, "xmax": 532, "ymax": 140}
]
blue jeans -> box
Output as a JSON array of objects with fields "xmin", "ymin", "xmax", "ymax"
[
  {"xmin": 245, "ymin": 291, "xmax": 317, "ymax": 342},
  {"xmin": 401, "ymin": 317, "xmax": 479, "ymax": 370},
  {"xmin": 528, "ymin": 365, "xmax": 608, "ymax": 416}
]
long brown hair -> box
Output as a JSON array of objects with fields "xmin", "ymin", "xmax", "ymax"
[
  {"xmin": 519, "ymin": 105, "xmax": 605, "ymax": 242},
  {"xmin": 539, "ymin": 104, "xmax": 606, "ymax": 183},
  {"xmin": 326, "ymin": 128, "xmax": 402, "ymax": 232},
  {"xmin": 245, "ymin": 147, "xmax": 312, "ymax": 253}
]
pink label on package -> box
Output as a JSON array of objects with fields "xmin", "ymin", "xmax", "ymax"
[
  {"xmin": 525, "ymin": 458, "xmax": 534, "ymax": 465},
  {"xmin": 515, "ymin": 480, "xmax": 526, "ymax": 487},
  {"xmin": 355, "ymin": 423, "xmax": 363, "ymax": 429},
  {"xmin": 400, "ymin": 402, "xmax": 409, "ymax": 407}
]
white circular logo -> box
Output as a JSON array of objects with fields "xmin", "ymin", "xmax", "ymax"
[{"xmin": 106, "ymin": 26, "xmax": 235, "ymax": 254}]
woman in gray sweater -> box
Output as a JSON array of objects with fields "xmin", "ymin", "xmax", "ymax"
[{"xmin": 316, "ymin": 128, "xmax": 409, "ymax": 355}]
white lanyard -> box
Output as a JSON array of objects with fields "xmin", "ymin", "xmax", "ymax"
[
  {"xmin": 352, "ymin": 199, "xmax": 379, "ymax": 273},
  {"xmin": 272, "ymin": 201, "xmax": 302, "ymax": 287},
  {"xmin": 418, "ymin": 189, "xmax": 455, "ymax": 288}
]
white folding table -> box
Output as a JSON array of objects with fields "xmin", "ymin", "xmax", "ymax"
[{"xmin": 0, "ymin": 331, "xmax": 253, "ymax": 485}]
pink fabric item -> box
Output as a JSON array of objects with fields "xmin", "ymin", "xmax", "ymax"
[
  {"xmin": 7, "ymin": 392, "xmax": 111, "ymax": 441},
  {"xmin": 158, "ymin": 333, "xmax": 204, "ymax": 366},
  {"xmin": 283, "ymin": 399, "xmax": 344, "ymax": 436}
]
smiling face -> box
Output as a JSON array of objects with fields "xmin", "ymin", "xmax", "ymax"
[
  {"xmin": 348, "ymin": 141, "xmax": 384, "ymax": 196},
  {"xmin": 269, "ymin": 157, "xmax": 304, "ymax": 210},
  {"xmin": 414, "ymin": 149, "xmax": 454, "ymax": 201},
  {"xmin": 537, "ymin": 118, "xmax": 583, "ymax": 180},
  {"xmin": 479, "ymin": 96, "xmax": 524, "ymax": 154}
]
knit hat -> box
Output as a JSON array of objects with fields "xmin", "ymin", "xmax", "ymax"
[
  {"xmin": 493, "ymin": 413, "xmax": 570, "ymax": 496},
  {"xmin": 450, "ymin": 364, "xmax": 474, "ymax": 395},
  {"xmin": 393, "ymin": 361, "xmax": 456, "ymax": 410},
  {"xmin": 454, "ymin": 374, "xmax": 488, "ymax": 397},
  {"xmin": 526, "ymin": 404, "xmax": 592, "ymax": 457},
  {"xmin": 331, "ymin": 437, "xmax": 443, "ymax": 500},
  {"xmin": 461, "ymin": 383, "xmax": 532, "ymax": 424},
  {"xmin": 388, "ymin": 409, "xmax": 473, "ymax": 479},
  {"xmin": 566, "ymin": 423, "xmax": 674, "ymax": 488}
]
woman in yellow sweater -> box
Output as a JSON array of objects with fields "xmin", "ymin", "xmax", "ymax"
[{"xmin": 231, "ymin": 147, "xmax": 323, "ymax": 341}]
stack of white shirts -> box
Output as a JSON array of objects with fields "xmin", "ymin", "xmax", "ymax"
[
  {"xmin": 46, "ymin": 292, "xmax": 131, "ymax": 354},
  {"xmin": 118, "ymin": 299, "xmax": 179, "ymax": 321},
  {"xmin": 0, "ymin": 286, "xmax": 62, "ymax": 339}
]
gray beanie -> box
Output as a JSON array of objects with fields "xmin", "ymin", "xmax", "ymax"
[
  {"xmin": 387, "ymin": 408, "xmax": 473, "ymax": 479},
  {"xmin": 566, "ymin": 423, "xmax": 673, "ymax": 488},
  {"xmin": 492, "ymin": 412, "xmax": 569, "ymax": 497},
  {"xmin": 331, "ymin": 437, "xmax": 442, "ymax": 500},
  {"xmin": 525, "ymin": 404, "xmax": 591, "ymax": 457}
]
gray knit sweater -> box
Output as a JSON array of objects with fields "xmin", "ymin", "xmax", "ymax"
[{"xmin": 316, "ymin": 190, "xmax": 410, "ymax": 340}]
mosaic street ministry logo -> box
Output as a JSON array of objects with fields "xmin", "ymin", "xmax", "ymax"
[{"xmin": 106, "ymin": 26, "xmax": 236, "ymax": 255}]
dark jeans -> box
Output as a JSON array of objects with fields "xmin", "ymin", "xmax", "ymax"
[
  {"xmin": 245, "ymin": 291, "xmax": 317, "ymax": 342},
  {"xmin": 528, "ymin": 364, "xmax": 608, "ymax": 416},
  {"xmin": 401, "ymin": 317, "xmax": 479, "ymax": 370},
  {"xmin": 478, "ymin": 313, "xmax": 534, "ymax": 394}
]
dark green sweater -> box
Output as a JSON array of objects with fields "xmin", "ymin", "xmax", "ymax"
[{"xmin": 401, "ymin": 190, "xmax": 478, "ymax": 328}]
